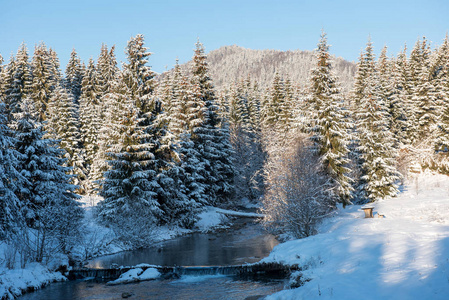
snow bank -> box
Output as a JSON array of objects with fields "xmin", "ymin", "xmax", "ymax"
[
  {"xmin": 264, "ymin": 172, "xmax": 449, "ymax": 300},
  {"xmin": 195, "ymin": 206, "xmax": 229, "ymax": 231},
  {"xmin": 0, "ymin": 263, "xmax": 66, "ymax": 299},
  {"xmin": 216, "ymin": 208, "xmax": 264, "ymax": 218},
  {"xmin": 106, "ymin": 267, "xmax": 160, "ymax": 285}
]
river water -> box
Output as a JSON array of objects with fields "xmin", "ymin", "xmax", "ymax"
[{"xmin": 20, "ymin": 220, "xmax": 286, "ymax": 299}]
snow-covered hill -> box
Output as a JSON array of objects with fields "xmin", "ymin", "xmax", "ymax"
[
  {"xmin": 163, "ymin": 45, "xmax": 356, "ymax": 92},
  {"xmin": 264, "ymin": 172, "xmax": 449, "ymax": 300}
]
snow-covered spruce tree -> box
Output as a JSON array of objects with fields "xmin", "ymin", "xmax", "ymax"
[
  {"xmin": 0, "ymin": 102, "xmax": 25, "ymax": 238},
  {"xmin": 390, "ymin": 46, "xmax": 414, "ymax": 145},
  {"xmin": 245, "ymin": 77, "xmax": 262, "ymax": 135},
  {"xmin": 122, "ymin": 34, "xmax": 154, "ymax": 114},
  {"xmin": 152, "ymin": 73, "xmax": 201, "ymax": 227},
  {"xmin": 261, "ymin": 72, "xmax": 285, "ymax": 129},
  {"xmin": 79, "ymin": 58, "xmax": 102, "ymax": 172},
  {"xmin": 12, "ymin": 99, "xmax": 83, "ymax": 260},
  {"xmin": 97, "ymin": 44, "xmax": 119, "ymax": 97},
  {"xmin": 88, "ymin": 73, "xmax": 126, "ymax": 194},
  {"xmin": 412, "ymin": 38, "xmax": 438, "ymax": 141},
  {"xmin": 65, "ymin": 48, "xmax": 84, "ymax": 104},
  {"xmin": 0, "ymin": 53, "xmax": 5, "ymax": 96},
  {"xmin": 1, "ymin": 55, "xmax": 17, "ymax": 116},
  {"xmin": 191, "ymin": 40, "xmax": 235, "ymax": 204},
  {"xmin": 178, "ymin": 74, "xmax": 209, "ymax": 207},
  {"xmin": 307, "ymin": 32, "xmax": 353, "ymax": 206},
  {"xmin": 47, "ymin": 85, "xmax": 88, "ymax": 193},
  {"xmin": 31, "ymin": 43, "xmax": 55, "ymax": 121},
  {"xmin": 261, "ymin": 134, "xmax": 335, "ymax": 238},
  {"xmin": 432, "ymin": 36, "xmax": 449, "ymax": 172},
  {"xmin": 98, "ymin": 80, "xmax": 162, "ymax": 246},
  {"xmin": 356, "ymin": 65, "xmax": 401, "ymax": 202},
  {"xmin": 121, "ymin": 35, "xmax": 195, "ymax": 225},
  {"xmin": 227, "ymin": 80, "xmax": 265, "ymax": 201},
  {"xmin": 351, "ymin": 39, "xmax": 376, "ymax": 110},
  {"xmin": 4, "ymin": 43, "xmax": 32, "ymax": 117}
]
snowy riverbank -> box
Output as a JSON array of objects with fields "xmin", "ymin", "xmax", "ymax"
[
  {"xmin": 264, "ymin": 172, "xmax": 449, "ymax": 299},
  {"xmin": 0, "ymin": 203, "xmax": 238, "ymax": 299}
]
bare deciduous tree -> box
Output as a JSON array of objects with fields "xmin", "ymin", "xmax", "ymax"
[{"xmin": 261, "ymin": 133, "xmax": 336, "ymax": 238}]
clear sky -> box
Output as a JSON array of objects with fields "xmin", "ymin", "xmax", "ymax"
[{"xmin": 0, "ymin": 0, "xmax": 448, "ymax": 74}]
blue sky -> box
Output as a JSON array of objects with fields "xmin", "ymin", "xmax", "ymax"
[{"xmin": 0, "ymin": 0, "xmax": 447, "ymax": 73}]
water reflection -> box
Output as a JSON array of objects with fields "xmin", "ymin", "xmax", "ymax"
[
  {"xmin": 87, "ymin": 222, "xmax": 278, "ymax": 268},
  {"xmin": 20, "ymin": 276, "xmax": 286, "ymax": 300}
]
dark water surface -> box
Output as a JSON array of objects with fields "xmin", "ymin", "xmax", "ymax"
[
  {"xmin": 20, "ymin": 276, "xmax": 286, "ymax": 300},
  {"xmin": 20, "ymin": 221, "xmax": 284, "ymax": 299},
  {"xmin": 87, "ymin": 221, "xmax": 278, "ymax": 268}
]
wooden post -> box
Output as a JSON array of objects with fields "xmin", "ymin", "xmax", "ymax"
[{"xmin": 361, "ymin": 206, "xmax": 374, "ymax": 218}]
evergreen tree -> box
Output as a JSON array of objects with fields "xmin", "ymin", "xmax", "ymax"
[
  {"xmin": 262, "ymin": 73, "xmax": 285, "ymax": 128},
  {"xmin": 31, "ymin": 43, "xmax": 55, "ymax": 121},
  {"xmin": 98, "ymin": 81, "xmax": 162, "ymax": 227},
  {"xmin": 351, "ymin": 39, "xmax": 376, "ymax": 110},
  {"xmin": 13, "ymin": 99, "xmax": 83, "ymax": 257},
  {"xmin": 0, "ymin": 102, "xmax": 24, "ymax": 237},
  {"xmin": 2, "ymin": 55, "xmax": 17, "ymax": 116},
  {"xmin": 411, "ymin": 38, "xmax": 438, "ymax": 139},
  {"xmin": 390, "ymin": 46, "xmax": 414, "ymax": 144},
  {"xmin": 65, "ymin": 48, "xmax": 84, "ymax": 103},
  {"xmin": 97, "ymin": 44, "xmax": 119, "ymax": 97},
  {"xmin": 47, "ymin": 85, "xmax": 88, "ymax": 193},
  {"xmin": 122, "ymin": 34, "xmax": 154, "ymax": 113},
  {"xmin": 191, "ymin": 40, "xmax": 235, "ymax": 204},
  {"xmin": 307, "ymin": 32, "xmax": 353, "ymax": 205},
  {"xmin": 5, "ymin": 43, "xmax": 32, "ymax": 116},
  {"xmin": 355, "ymin": 52, "xmax": 401, "ymax": 201},
  {"xmin": 434, "ymin": 36, "xmax": 449, "ymax": 156},
  {"xmin": 79, "ymin": 58, "xmax": 102, "ymax": 170}
]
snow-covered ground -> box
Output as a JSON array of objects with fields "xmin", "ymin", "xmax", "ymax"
[
  {"xmin": 0, "ymin": 263, "xmax": 66, "ymax": 299},
  {"xmin": 264, "ymin": 172, "xmax": 449, "ymax": 300}
]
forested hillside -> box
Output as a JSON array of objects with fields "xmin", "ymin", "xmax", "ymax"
[{"xmin": 176, "ymin": 45, "xmax": 356, "ymax": 92}]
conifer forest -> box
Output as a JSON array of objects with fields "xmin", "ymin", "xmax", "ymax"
[{"xmin": 1, "ymin": 31, "xmax": 449, "ymax": 287}]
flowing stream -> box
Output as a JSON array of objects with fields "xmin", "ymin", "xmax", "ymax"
[{"xmin": 20, "ymin": 219, "xmax": 285, "ymax": 299}]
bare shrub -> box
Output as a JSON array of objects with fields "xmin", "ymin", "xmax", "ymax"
[{"xmin": 261, "ymin": 133, "xmax": 335, "ymax": 238}]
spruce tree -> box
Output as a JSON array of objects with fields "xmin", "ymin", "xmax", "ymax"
[
  {"xmin": 97, "ymin": 44, "xmax": 119, "ymax": 96},
  {"xmin": 390, "ymin": 46, "xmax": 414, "ymax": 145},
  {"xmin": 412, "ymin": 38, "xmax": 437, "ymax": 139},
  {"xmin": 65, "ymin": 48, "xmax": 84, "ymax": 104},
  {"xmin": 98, "ymin": 78, "xmax": 162, "ymax": 227},
  {"xmin": 13, "ymin": 99, "xmax": 83, "ymax": 257},
  {"xmin": 191, "ymin": 40, "xmax": 234, "ymax": 204},
  {"xmin": 47, "ymin": 85, "xmax": 88, "ymax": 193},
  {"xmin": 5, "ymin": 43, "xmax": 32, "ymax": 116},
  {"xmin": 355, "ymin": 47, "xmax": 401, "ymax": 201},
  {"xmin": 31, "ymin": 43, "xmax": 55, "ymax": 121},
  {"xmin": 79, "ymin": 58, "xmax": 102, "ymax": 170},
  {"xmin": 307, "ymin": 32, "xmax": 353, "ymax": 205},
  {"xmin": 0, "ymin": 102, "xmax": 24, "ymax": 237},
  {"xmin": 2, "ymin": 55, "xmax": 17, "ymax": 116},
  {"xmin": 122, "ymin": 34, "xmax": 154, "ymax": 113},
  {"xmin": 433, "ymin": 36, "xmax": 449, "ymax": 158}
]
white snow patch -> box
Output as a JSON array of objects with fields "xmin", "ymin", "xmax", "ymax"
[
  {"xmin": 106, "ymin": 267, "xmax": 160, "ymax": 285},
  {"xmin": 106, "ymin": 268, "xmax": 143, "ymax": 285},
  {"xmin": 0, "ymin": 263, "xmax": 66, "ymax": 299},
  {"xmin": 264, "ymin": 172, "xmax": 449, "ymax": 300},
  {"xmin": 138, "ymin": 268, "xmax": 160, "ymax": 280},
  {"xmin": 216, "ymin": 208, "xmax": 265, "ymax": 218},
  {"xmin": 195, "ymin": 207, "xmax": 229, "ymax": 231}
]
